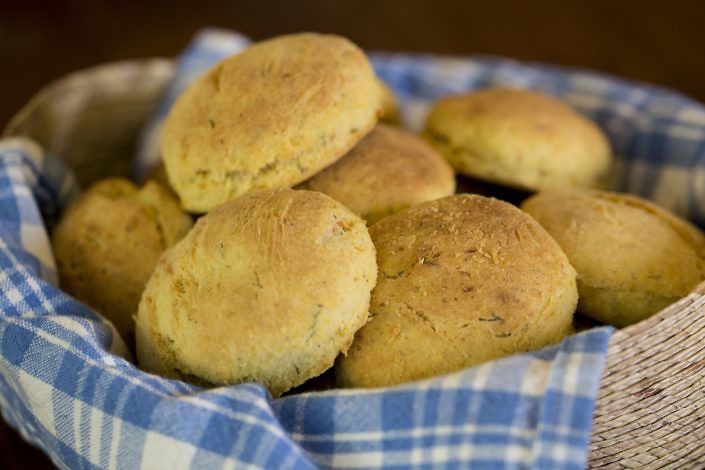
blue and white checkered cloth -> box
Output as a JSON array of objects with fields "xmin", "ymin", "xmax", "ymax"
[{"xmin": 5, "ymin": 26, "xmax": 705, "ymax": 469}]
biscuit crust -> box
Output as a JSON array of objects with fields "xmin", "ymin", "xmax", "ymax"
[
  {"xmin": 52, "ymin": 178, "xmax": 193, "ymax": 344},
  {"xmin": 522, "ymin": 189, "xmax": 705, "ymax": 326},
  {"xmin": 298, "ymin": 124, "xmax": 455, "ymax": 223},
  {"xmin": 337, "ymin": 194, "xmax": 577, "ymax": 387},
  {"xmin": 423, "ymin": 88, "xmax": 612, "ymax": 191},
  {"xmin": 161, "ymin": 33, "xmax": 380, "ymax": 212},
  {"xmin": 136, "ymin": 189, "xmax": 377, "ymax": 396},
  {"xmin": 378, "ymin": 79, "xmax": 400, "ymax": 124}
]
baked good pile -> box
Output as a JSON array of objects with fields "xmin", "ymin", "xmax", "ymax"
[{"xmin": 51, "ymin": 33, "xmax": 705, "ymax": 396}]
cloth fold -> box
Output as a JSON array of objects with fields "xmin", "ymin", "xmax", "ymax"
[{"xmin": 15, "ymin": 27, "xmax": 703, "ymax": 469}]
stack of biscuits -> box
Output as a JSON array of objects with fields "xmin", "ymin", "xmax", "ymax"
[{"xmin": 52, "ymin": 33, "xmax": 705, "ymax": 396}]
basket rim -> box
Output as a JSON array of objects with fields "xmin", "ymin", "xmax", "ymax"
[{"xmin": 3, "ymin": 58, "xmax": 175, "ymax": 140}]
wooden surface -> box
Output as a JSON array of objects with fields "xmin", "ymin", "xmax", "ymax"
[{"xmin": 2, "ymin": 0, "xmax": 705, "ymax": 467}]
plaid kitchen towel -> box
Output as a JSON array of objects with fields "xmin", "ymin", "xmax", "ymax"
[{"xmin": 17, "ymin": 25, "xmax": 705, "ymax": 469}]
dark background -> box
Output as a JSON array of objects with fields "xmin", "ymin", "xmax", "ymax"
[
  {"xmin": 2, "ymin": 0, "xmax": 705, "ymax": 467},
  {"xmin": 4, "ymin": 0, "xmax": 705, "ymax": 129}
]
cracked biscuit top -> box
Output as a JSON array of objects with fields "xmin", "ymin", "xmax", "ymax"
[
  {"xmin": 135, "ymin": 189, "xmax": 377, "ymax": 397},
  {"xmin": 336, "ymin": 194, "xmax": 577, "ymax": 388},
  {"xmin": 51, "ymin": 178, "xmax": 193, "ymax": 346},
  {"xmin": 161, "ymin": 33, "xmax": 380, "ymax": 213}
]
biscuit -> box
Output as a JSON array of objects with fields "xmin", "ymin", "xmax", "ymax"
[
  {"xmin": 337, "ymin": 194, "xmax": 577, "ymax": 388},
  {"xmin": 378, "ymin": 79, "xmax": 400, "ymax": 124},
  {"xmin": 52, "ymin": 178, "xmax": 193, "ymax": 344},
  {"xmin": 136, "ymin": 189, "xmax": 377, "ymax": 396},
  {"xmin": 297, "ymin": 124, "xmax": 455, "ymax": 223},
  {"xmin": 522, "ymin": 189, "xmax": 705, "ymax": 326},
  {"xmin": 161, "ymin": 33, "xmax": 381, "ymax": 212},
  {"xmin": 423, "ymin": 88, "xmax": 612, "ymax": 191}
]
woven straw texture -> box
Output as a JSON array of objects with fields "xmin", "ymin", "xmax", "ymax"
[{"xmin": 4, "ymin": 59, "xmax": 705, "ymax": 469}]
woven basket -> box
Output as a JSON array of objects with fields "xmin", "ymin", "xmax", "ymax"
[{"xmin": 4, "ymin": 60, "xmax": 705, "ymax": 469}]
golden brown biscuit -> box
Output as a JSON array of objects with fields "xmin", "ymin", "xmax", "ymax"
[
  {"xmin": 522, "ymin": 189, "xmax": 705, "ymax": 326},
  {"xmin": 378, "ymin": 79, "xmax": 400, "ymax": 124},
  {"xmin": 136, "ymin": 189, "xmax": 377, "ymax": 397},
  {"xmin": 161, "ymin": 33, "xmax": 380, "ymax": 213},
  {"xmin": 423, "ymin": 88, "xmax": 612, "ymax": 191},
  {"xmin": 337, "ymin": 194, "xmax": 577, "ymax": 388},
  {"xmin": 52, "ymin": 178, "xmax": 193, "ymax": 344},
  {"xmin": 297, "ymin": 124, "xmax": 455, "ymax": 223}
]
